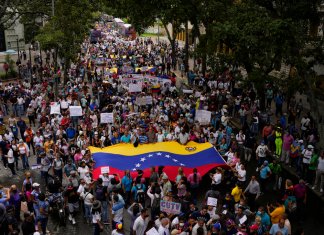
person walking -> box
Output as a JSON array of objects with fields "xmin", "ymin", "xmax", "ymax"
[
  {"xmin": 312, "ymin": 150, "xmax": 324, "ymax": 193},
  {"xmin": 18, "ymin": 139, "xmax": 30, "ymax": 170},
  {"xmin": 244, "ymin": 175, "xmax": 261, "ymax": 211}
]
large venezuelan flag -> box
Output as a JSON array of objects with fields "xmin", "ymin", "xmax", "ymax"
[{"xmin": 89, "ymin": 141, "xmax": 227, "ymax": 180}]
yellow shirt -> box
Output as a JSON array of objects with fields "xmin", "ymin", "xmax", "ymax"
[
  {"xmin": 44, "ymin": 141, "xmax": 53, "ymax": 153},
  {"xmin": 231, "ymin": 186, "xmax": 242, "ymax": 202},
  {"xmin": 270, "ymin": 205, "xmax": 285, "ymax": 224}
]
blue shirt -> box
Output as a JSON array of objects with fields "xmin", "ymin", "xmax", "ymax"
[
  {"xmin": 121, "ymin": 175, "xmax": 132, "ymax": 191},
  {"xmin": 260, "ymin": 166, "xmax": 271, "ymax": 179},
  {"xmin": 269, "ymin": 224, "xmax": 288, "ymax": 235},
  {"xmin": 121, "ymin": 134, "xmax": 131, "ymax": 143},
  {"xmin": 257, "ymin": 211, "xmax": 271, "ymax": 228}
]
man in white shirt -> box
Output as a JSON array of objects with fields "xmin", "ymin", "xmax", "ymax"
[
  {"xmin": 237, "ymin": 164, "xmax": 247, "ymax": 184},
  {"xmin": 158, "ymin": 218, "xmax": 170, "ymax": 235},
  {"xmin": 33, "ymin": 131, "xmax": 44, "ymax": 147},
  {"xmin": 133, "ymin": 208, "xmax": 149, "ymax": 235},
  {"xmin": 6, "ymin": 148, "xmax": 16, "ymax": 176},
  {"xmin": 256, "ymin": 141, "xmax": 269, "ymax": 165}
]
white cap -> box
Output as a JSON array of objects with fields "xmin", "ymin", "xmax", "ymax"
[{"xmin": 32, "ymin": 183, "xmax": 40, "ymax": 187}]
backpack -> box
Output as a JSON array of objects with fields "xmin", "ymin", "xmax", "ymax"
[
  {"xmin": 151, "ymin": 195, "xmax": 161, "ymax": 212},
  {"xmin": 95, "ymin": 185, "xmax": 106, "ymax": 201},
  {"xmin": 136, "ymin": 185, "xmax": 145, "ymax": 203}
]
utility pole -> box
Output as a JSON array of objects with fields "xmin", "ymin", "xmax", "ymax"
[{"xmin": 52, "ymin": 0, "xmax": 55, "ymax": 17}]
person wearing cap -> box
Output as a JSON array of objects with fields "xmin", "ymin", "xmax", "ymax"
[
  {"xmin": 112, "ymin": 223, "xmax": 124, "ymax": 235},
  {"xmin": 301, "ymin": 144, "xmax": 314, "ymax": 180}
]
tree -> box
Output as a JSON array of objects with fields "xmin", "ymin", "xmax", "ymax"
[
  {"xmin": 36, "ymin": 0, "xmax": 95, "ymax": 84},
  {"xmin": 0, "ymin": 0, "xmax": 52, "ymax": 30}
]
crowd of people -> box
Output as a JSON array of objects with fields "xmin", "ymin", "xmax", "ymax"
[{"xmin": 0, "ymin": 16, "xmax": 321, "ymax": 235}]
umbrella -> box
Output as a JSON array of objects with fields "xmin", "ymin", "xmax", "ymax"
[{"xmin": 4, "ymin": 49, "xmax": 18, "ymax": 54}]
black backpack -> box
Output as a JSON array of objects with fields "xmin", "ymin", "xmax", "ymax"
[
  {"xmin": 136, "ymin": 185, "xmax": 145, "ymax": 203},
  {"xmin": 151, "ymin": 195, "xmax": 161, "ymax": 212}
]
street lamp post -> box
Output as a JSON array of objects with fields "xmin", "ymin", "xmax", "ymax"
[
  {"xmin": 29, "ymin": 45, "xmax": 32, "ymax": 83},
  {"xmin": 16, "ymin": 38, "xmax": 21, "ymax": 79}
]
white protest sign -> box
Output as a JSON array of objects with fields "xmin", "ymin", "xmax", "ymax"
[
  {"xmin": 69, "ymin": 106, "xmax": 83, "ymax": 116},
  {"xmin": 160, "ymin": 200, "xmax": 181, "ymax": 215},
  {"xmin": 101, "ymin": 167, "xmax": 110, "ymax": 174},
  {"xmin": 195, "ymin": 110, "xmax": 212, "ymax": 124},
  {"xmin": 146, "ymin": 227, "xmax": 159, "ymax": 235},
  {"xmin": 183, "ymin": 89, "xmax": 193, "ymax": 94},
  {"xmin": 145, "ymin": 96, "xmax": 153, "ymax": 105},
  {"xmin": 239, "ymin": 215, "xmax": 247, "ymax": 225},
  {"xmin": 129, "ymin": 83, "xmax": 142, "ymax": 92},
  {"xmin": 50, "ymin": 102, "xmax": 61, "ymax": 115},
  {"xmin": 207, "ymin": 197, "xmax": 218, "ymax": 207},
  {"xmin": 100, "ymin": 113, "xmax": 114, "ymax": 123}
]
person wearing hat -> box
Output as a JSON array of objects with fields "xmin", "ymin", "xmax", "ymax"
[
  {"xmin": 91, "ymin": 200, "xmax": 104, "ymax": 234},
  {"xmin": 112, "ymin": 223, "xmax": 124, "ymax": 235}
]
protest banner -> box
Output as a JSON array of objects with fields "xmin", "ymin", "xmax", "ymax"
[
  {"xmin": 183, "ymin": 89, "xmax": 193, "ymax": 94},
  {"xmin": 160, "ymin": 200, "xmax": 181, "ymax": 214},
  {"xmin": 69, "ymin": 106, "xmax": 83, "ymax": 116},
  {"xmin": 195, "ymin": 110, "xmax": 212, "ymax": 124},
  {"xmin": 145, "ymin": 96, "xmax": 153, "ymax": 105},
  {"xmin": 129, "ymin": 83, "xmax": 142, "ymax": 92},
  {"xmin": 50, "ymin": 102, "xmax": 61, "ymax": 115},
  {"xmin": 207, "ymin": 197, "xmax": 218, "ymax": 207},
  {"xmin": 135, "ymin": 96, "xmax": 153, "ymax": 106},
  {"xmin": 101, "ymin": 167, "xmax": 110, "ymax": 174},
  {"xmin": 100, "ymin": 113, "xmax": 114, "ymax": 123}
]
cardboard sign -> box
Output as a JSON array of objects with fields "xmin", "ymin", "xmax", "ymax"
[
  {"xmin": 135, "ymin": 96, "xmax": 153, "ymax": 106},
  {"xmin": 239, "ymin": 215, "xmax": 247, "ymax": 225},
  {"xmin": 101, "ymin": 166, "xmax": 110, "ymax": 174},
  {"xmin": 100, "ymin": 113, "xmax": 114, "ymax": 123},
  {"xmin": 183, "ymin": 89, "xmax": 193, "ymax": 94},
  {"xmin": 69, "ymin": 106, "xmax": 83, "ymax": 116},
  {"xmin": 195, "ymin": 110, "xmax": 212, "ymax": 124},
  {"xmin": 207, "ymin": 197, "xmax": 218, "ymax": 207},
  {"xmin": 50, "ymin": 102, "xmax": 61, "ymax": 115},
  {"xmin": 160, "ymin": 200, "xmax": 181, "ymax": 215}
]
